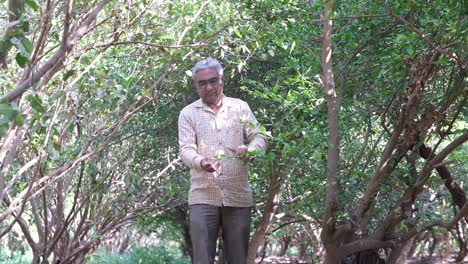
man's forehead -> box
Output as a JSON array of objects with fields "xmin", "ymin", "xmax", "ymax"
[{"xmin": 195, "ymin": 68, "xmax": 223, "ymax": 80}]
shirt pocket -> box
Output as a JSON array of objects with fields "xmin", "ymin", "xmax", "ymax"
[{"xmin": 225, "ymin": 116, "xmax": 244, "ymax": 148}]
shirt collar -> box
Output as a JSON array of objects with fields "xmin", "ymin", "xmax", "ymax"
[{"xmin": 193, "ymin": 96, "xmax": 234, "ymax": 110}]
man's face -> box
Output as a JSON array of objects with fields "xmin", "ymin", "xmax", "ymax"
[{"xmin": 194, "ymin": 68, "xmax": 224, "ymax": 105}]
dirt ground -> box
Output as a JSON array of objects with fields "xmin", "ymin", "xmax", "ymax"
[
  {"xmin": 406, "ymin": 255, "xmax": 468, "ymax": 264},
  {"xmin": 254, "ymin": 255, "xmax": 468, "ymax": 264}
]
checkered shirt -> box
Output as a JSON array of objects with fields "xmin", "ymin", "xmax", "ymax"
[{"xmin": 178, "ymin": 96, "xmax": 268, "ymax": 207}]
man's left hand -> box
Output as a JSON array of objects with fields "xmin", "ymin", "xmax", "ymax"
[{"xmin": 235, "ymin": 145, "xmax": 248, "ymax": 156}]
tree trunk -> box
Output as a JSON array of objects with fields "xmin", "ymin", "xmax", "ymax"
[
  {"xmin": 387, "ymin": 237, "xmax": 415, "ymax": 264},
  {"xmin": 278, "ymin": 236, "xmax": 292, "ymax": 256},
  {"xmin": 441, "ymin": 231, "xmax": 451, "ymax": 260},
  {"xmin": 428, "ymin": 230, "xmax": 439, "ymax": 258},
  {"xmin": 320, "ymin": 1, "xmax": 340, "ymax": 263},
  {"xmin": 296, "ymin": 230, "xmax": 309, "ymax": 260},
  {"xmin": 323, "ymin": 244, "xmax": 339, "ymax": 264},
  {"xmin": 453, "ymin": 221, "xmax": 467, "ymax": 262},
  {"xmin": 298, "ymin": 242, "xmax": 308, "ymax": 260},
  {"xmin": 247, "ymin": 170, "xmax": 282, "ymax": 264},
  {"xmin": 182, "ymin": 221, "xmax": 193, "ymax": 259},
  {"xmin": 311, "ymin": 228, "xmax": 324, "ymax": 262}
]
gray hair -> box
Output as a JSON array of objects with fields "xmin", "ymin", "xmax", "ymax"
[{"xmin": 191, "ymin": 57, "xmax": 224, "ymax": 80}]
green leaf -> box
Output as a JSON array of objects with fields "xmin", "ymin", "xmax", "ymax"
[
  {"xmin": 21, "ymin": 36, "xmax": 34, "ymax": 54},
  {"xmin": 234, "ymin": 28, "xmax": 243, "ymax": 38},
  {"xmin": 15, "ymin": 114, "xmax": 25, "ymax": 126},
  {"xmin": 0, "ymin": 103, "xmax": 19, "ymax": 119},
  {"xmin": 25, "ymin": 0, "xmax": 41, "ymax": 12},
  {"xmin": 10, "ymin": 37, "xmax": 31, "ymax": 58},
  {"xmin": 433, "ymin": 57, "xmax": 450, "ymax": 65},
  {"xmin": 21, "ymin": 20, "xmax": 30, "ymax": 32},
  {"xmin": 63, "ymin": 70, "xmax": 76, "ymax": 81},
  {"xmin": 15, "ymin": 53, "xmax": 28, "ymax": 68},
  {"xmin": 28, "ymin": 95, "xmax": 46, "ymax": 113},
  {"xmin": 289, "ymin": 41, "xmax": 296, "ymax": 54},
  {"xmin": 0, "ymin": 124, "xmax": 8, "ymax": 136},
  {"xmin": 0, "ymin": 117, "xmax": 9, "ymax": 125}
]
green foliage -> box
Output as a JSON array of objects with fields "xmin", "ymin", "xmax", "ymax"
[
  {"xmin": 24, "ymin": 0, "xmax": 40, "ymax": 12},
  {"xmin": 87, "ymin": 245, "xmax": 190, "ymax": 264},
  {"xmin": 0, "ymin": 250, "xmax": 33, "ymax": 264},
  {"xmin": 0, "ymin": 101, "xmax": 22, "ymax": 136}
]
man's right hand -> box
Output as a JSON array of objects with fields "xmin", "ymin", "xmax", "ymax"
[{"xmin": 200, "ymin": 158, "xmax": 220, "ymax": 173}]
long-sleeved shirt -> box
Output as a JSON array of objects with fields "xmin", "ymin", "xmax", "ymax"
[{"xmin": 178, "ymin": 96, "xmax": 268, "ymax": 207}]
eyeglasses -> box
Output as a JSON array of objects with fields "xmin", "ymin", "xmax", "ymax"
[{"xmin": 197, "ymin": 77, "xmax": 220, "ymax": 89}]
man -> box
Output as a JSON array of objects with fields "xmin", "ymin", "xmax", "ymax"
[{"xmin": 178, "ymin": 57, "xmax": 268, "ymax": 264}]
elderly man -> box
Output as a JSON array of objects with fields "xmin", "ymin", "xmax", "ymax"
[{"xmin": 178, "ymin": 57, "xmax": 268, "ymax": 264}]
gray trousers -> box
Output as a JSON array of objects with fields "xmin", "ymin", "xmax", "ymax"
[{"xmin": 189, "ymin": 204, "xmax": 251, "ymax": 264}]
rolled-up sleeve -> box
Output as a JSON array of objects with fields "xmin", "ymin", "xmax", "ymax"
[
  {"xmin": 243, "ymin": 103, "xmax": 268, "ymax": 152},
  {"xmin": 178, "ymin": 110, "xmax": 204, "ymax": 170}
]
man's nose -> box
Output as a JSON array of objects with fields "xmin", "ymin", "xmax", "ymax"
[{"xmin": 206, "ymin": 83, "xmax": 215, "ymax": 91}]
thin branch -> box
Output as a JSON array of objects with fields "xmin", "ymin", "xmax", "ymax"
[
  {"xmin": 30, "ymin": 0, "xmax": 53, "ymax": 65},
  {"xmin": 310, "ymin": 13, "xmax": 391, "ymax": 23},
  {"xmin": 338, "ymin": 239, "xmax": 394, "ymax": 258},
  {"xmin": 0, "ymin": 152, "xmax": 45, "ymax": 202},
  {"xmin": 345, "ymin": 116, "xmax": 371, "ymax": 181},
  {"xmin": 430, "ymin": 97, "xmax": 466, "ymax": 161},
  {"xmin": 0, "ymin": 169, "xmax": 38, "ymax": 248},
  {"xmin": 286, "ymin": 191, "xmax": 312, "ymax": 204},
  {"xmin": 62, "ymin": 0, "xmax": 73, "ymax": 50},
  {"xmin": 79, "ymin": 0, "xmax": 156, "ymax": 53},
  {"xmin": 41, "ymin": 181, "xmax": 48, "ymax": 260},
  {"xmin": 427, "ymin": 132, "xmax": 468, "ymax": 169},
  {"xmin": 270, "ymin": 219, "xmax": 307, "ymax": 233},
  {"xmin": 95, "ymin": 41, "xmax": 209, "ymax": 49}
]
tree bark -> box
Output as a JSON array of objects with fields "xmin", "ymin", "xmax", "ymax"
[
  {"xmin": 247, "ymin": 169, "xmax": 282, "ymax": 264},
  {"xmin": 387, "ymin": 237, "xmax": 414, "ymax": 264},
  {"xmin": 320, "ymin": 1, "xmax": 341, "ymax": 263},
  {"xmin": 0, "ymin": 107, "xmax": 32, "ymax": 203},
  {"xmin": 453, "ymin": 221, "xmax": 467, "ymax": 262},
  {"xmin": 278, "ymin": 236, "xmax": 292, "ymax": 256},
  {"xmin": 419, "ymin": 144, "xmax": 467, "ymax": 214}
]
